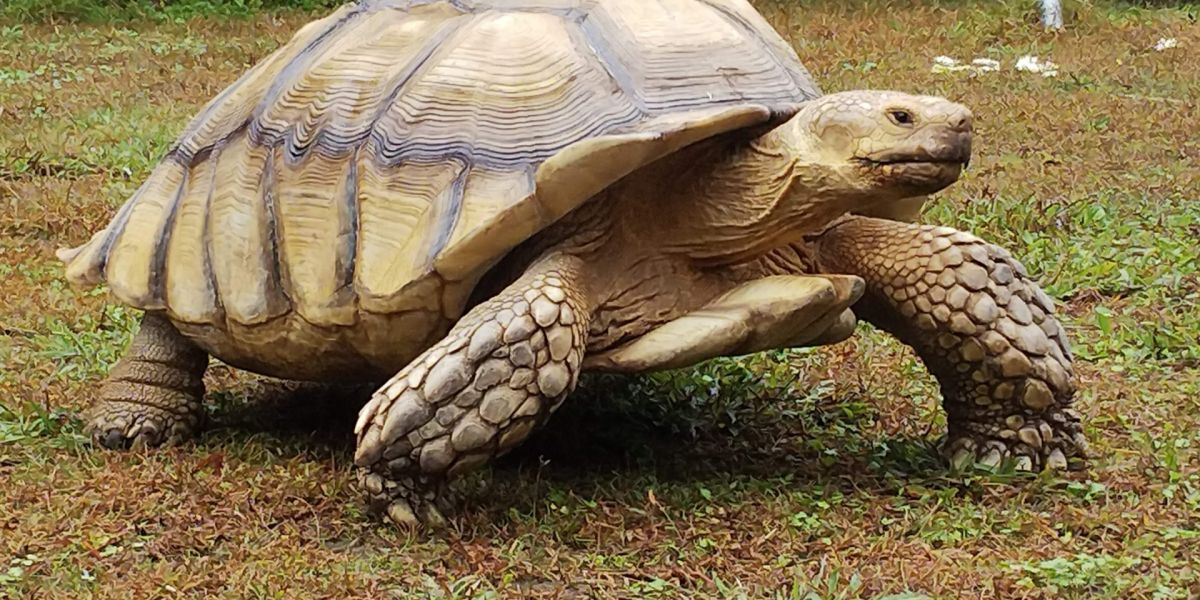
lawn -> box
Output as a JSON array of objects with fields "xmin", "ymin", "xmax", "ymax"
[{"xmin": 1, "ymin": 0, "xmax": 1198, "ymax": 598}]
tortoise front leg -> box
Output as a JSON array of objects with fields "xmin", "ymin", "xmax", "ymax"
[
  {"xmin": 812, "ymin": 215, "xmax": 1088, "ymax": 471},
  {"xmin": 353, "ymin": 255, "xmax": 589, "ymax": 528},
  {"xmin": 584, "ymin": 274, "xmax": 861, "ymax": 373}
]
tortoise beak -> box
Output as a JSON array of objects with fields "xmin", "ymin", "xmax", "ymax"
[
  {"xmin": 946, "ymin": 108, "xmax": 973, "ymax": 168},
  {"xmin": 927, "ymin": 129, "xmax": 973, "ymax": 166}
]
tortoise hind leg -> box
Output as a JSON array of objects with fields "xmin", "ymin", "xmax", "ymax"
[
  {"xmin": 812, "ymin": 215, "xmax": 1087, "ymax": 471},
  {"xmin": 86, "ymin": 313, "xmax": 208, "ymax": 450},
  {"xmin": 353, "ymin": 254, "xmax": 589, "ymax": 528}
]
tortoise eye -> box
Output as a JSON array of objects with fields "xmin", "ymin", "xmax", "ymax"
[{"xmin": 888, "ymin": 110, "xmax": 915, "ymax": 126}]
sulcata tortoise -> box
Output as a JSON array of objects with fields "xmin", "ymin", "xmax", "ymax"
[{"xmin": 59, "ymin": 0, "xmax": 1087, "ymax": 527}]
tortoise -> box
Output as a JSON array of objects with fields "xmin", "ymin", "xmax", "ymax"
[{"xmin": 59, "ymin": 0, "xmax": 1087, "ymax": 527}]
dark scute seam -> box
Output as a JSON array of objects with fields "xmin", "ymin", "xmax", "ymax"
[
  {"xmin": 202, "ymin": 142, "xmax": 225, "ymax": 317},
  {"xmin": 248, "ymin": 14, "xmax": 380, "ymax": 160},
  {"xmin": 382, "ymin": 0, "xmax": 417, "ymax": 9},
  {"xmin": 168, "ymin": 4, "xmax": 368, "ymax": 165},
  {"xmin": 368, "ymin": 0, "xmax": 417, "ymax": 9},
  {"xmin": 338, "ymin": 146, "xmax": 361, "ymax": 300},
  {"xmin": 694, "ymin": 0, "xmax": 822, "ymax": 100},
  {"xmin": 149, "ymin": 167, "xmax": 190, "ymax": 307},
  {"xmin": 253, "ymin": 2, "xmax": 375, "ymax": 127},
  {"xmin": 170, "ymin": 1, "xmax": 374, "ymax": 166},
  {"xmin": 261, "ymin": 147, "xmax": 292, "ymax": 314},
  {"xmin": 429, "ymin": 0, "xmax": 581, "ymax": 13},
  {"xmin": 484, "ymin": 2, "xmax": 581, "ymax": 17},
  {"xmin": 367, "ymin": 15, "xmax": 470, "ymax": 168},
  {"xmin": 97, "ymin": 175, "xmax": 155, "ymax": 280},
  {"xmin": 167, "ymin": 69, "xmax": 270, "ymax": 165},
  {"xmin": 170, "ymin": 120, "xmax": 247, "ymax": 168},
  {"xmin": 573, "ymin": 0, "xmax": 598, "ymax": 20},
  {"xmin": 426, "ymin": 158, "xmax": 472, "ymax": 268},
  {"xmin": 575, "ymin": 9, "xmax": 649, "ymax": 116}
]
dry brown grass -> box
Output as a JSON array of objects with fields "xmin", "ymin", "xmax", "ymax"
[{"xmin": 2, "ymin": 1, "xmax": 1199, "ymax": 598}]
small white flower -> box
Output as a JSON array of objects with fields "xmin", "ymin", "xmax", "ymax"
[
  {"xmin": 971, "ymin": 58, "xmax": 1001, "ymax": 72},
  {"xmin": 1016, "ymin": 55, "xmax": 1059, "ymax": 77},
  {"xmin": 932, "ymin": 56, "xmax": 966, "ymax": 74},
  {"xmin": 1154, "ymin": 38, "xmax": 1178, "ymax": 52},
  {"xmin": 932, "ymin": 56, "xmax": 1002, "ymax": 75}
]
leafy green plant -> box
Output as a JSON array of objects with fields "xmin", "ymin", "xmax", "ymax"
[
  {"xmin": 1007, "ymin": 553, "xmax": 1142, "ymax": 596},
  {"xmin": 33, "ymin": 304, "xmax": 138, "ymax": 381}
]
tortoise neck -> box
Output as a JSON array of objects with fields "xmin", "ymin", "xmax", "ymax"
[{"xmin": 656, "ymin": 128, "xmax": 866, "ymax": 266}]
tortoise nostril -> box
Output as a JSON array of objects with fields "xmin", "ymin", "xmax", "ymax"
[{"xmin": 951, "ymin": 110, "xmax": 974, "ymax": 132}]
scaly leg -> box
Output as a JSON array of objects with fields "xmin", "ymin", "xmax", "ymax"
[
  {"xmin": 812, "ymin": 215, "xmax": 1087, "ymax": 471},
  {"xmin": 353, "ymin": 255, "xmax": 589, "ymax": 528},
  {"xmin": 584, "ymin": 274, "xmax": 861, "ymax": 373},
  {"xmin": 87, "ymin": 312, "xmax": 208, "ymax": 450}
]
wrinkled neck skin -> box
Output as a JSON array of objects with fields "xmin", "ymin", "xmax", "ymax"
[
  {"xmin": 481, "ymin": 123, "xmax": 915, "ymax": 352},
  {"xmin": 641, "ymin": 125, "xmax": 887, "ymax": 266},
  {"xmin": 492, "ymin": 123, "xmax": 898, "ymax": 305}
]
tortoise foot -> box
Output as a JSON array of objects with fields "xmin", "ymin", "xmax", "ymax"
[
  {"xmin": 86, "ymin": 401, "xmax": 202, "ymax": 450},
  {"xmin": 942, "ymin": 406, "xmax": 1089, "ymax": 473},
  {"xmin": 87, "ymin": 313, "xmax": 208, "ymax": 451}
]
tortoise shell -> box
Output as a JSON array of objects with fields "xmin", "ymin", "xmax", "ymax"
[{"xmin": 60, "ymin": 0, "xmax": 820, "ymax": 377}]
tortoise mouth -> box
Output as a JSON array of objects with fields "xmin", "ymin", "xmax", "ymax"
[
  {"xmin": 856, "ymin": 157, "xmax": 967, "ymax": 192},
  {"xmin": 855, "ymin": 155, "xmax": 971, "ymax": 170},
  {"xmin": 856, "ymin": 131, "xmax": 973, "ymax": 168}
]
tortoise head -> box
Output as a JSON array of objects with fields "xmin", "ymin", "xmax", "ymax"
[{"xmin": 781, "ymin": 90, "xmax": 973, "ymax": 203}]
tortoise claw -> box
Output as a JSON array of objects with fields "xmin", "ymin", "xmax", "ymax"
[
  {"xmin": 941, "ymin": 425, "xmax": 1084, "ymax": 474},
  {"xmin": 87, "ymin": 410, "xmax": 187, "ymax": 451},
  {"xmin": 360, "ymin": 468, "xmax": 451, "ymax": 531},
  {"xmin": 385, "ymin": 499, "xmax": 420, "ymax": 528},
  {"xmin": 383, "ymin": 497, "xmax": 448, "ymax": 530}
]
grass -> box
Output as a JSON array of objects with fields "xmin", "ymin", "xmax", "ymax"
[
  {"xmin": 2, "ymin": 0, "xmax": 1199, "ymax": 597},
  {"xmin": 0, "ymin": 0, "xmax": 341, "ymax": 24}
]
